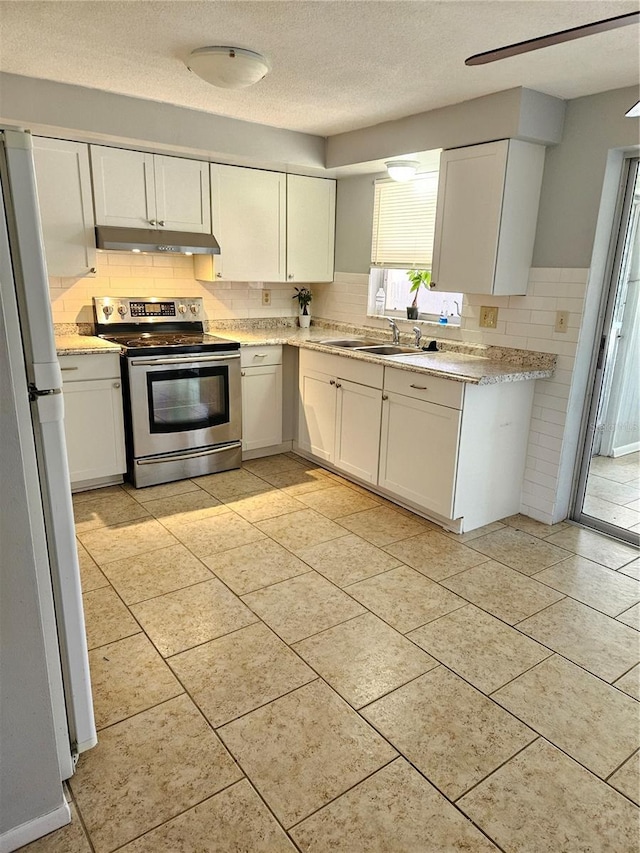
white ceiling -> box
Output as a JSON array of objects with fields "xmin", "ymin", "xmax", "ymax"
[{"xmin": 0, "ymin": 1, "xmax": 638, "ymax": 137}]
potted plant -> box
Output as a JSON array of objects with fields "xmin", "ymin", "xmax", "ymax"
[
  {"xmin": 292, "ymin": 286, "xmax": 312, "ymax": 328},
  {"xmin": 406, "ymin": 270, "xmax": 432, "ymax": 319}
]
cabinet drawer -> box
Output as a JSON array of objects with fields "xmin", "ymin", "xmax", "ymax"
[
  {"xmin": 59, "ymin": 353, "xmax": 121, "ymax": 383},
  {"xmin": 384, "ymin": 367, "xmax": 464, "ymax": 410},
  {"xmin": 299, "ymin": 349, "xmax": 383, "ymax": 388},
  {"xmin": 241, "ymin": 345, "xmax": 282, "ymax": 367}
]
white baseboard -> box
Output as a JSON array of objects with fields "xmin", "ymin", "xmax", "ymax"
[
  {"xmin": 242, "ymin": 441, "xmax": 293, "ymax": 460},
  {"xmin": 0, "ymin": 800, "xmax": 70, "ymax": 853},
  {"xmin": 612, "ymin": 442, "xmax": 640, "ymax": 458}
]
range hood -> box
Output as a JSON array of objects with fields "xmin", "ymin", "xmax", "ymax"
[{"xmin": 95, "ymin": 226, "xmax": 220, "ymax": 255}]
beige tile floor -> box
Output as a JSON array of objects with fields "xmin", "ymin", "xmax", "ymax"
[
  {"xmin": 585, "ymin": 452, "xmax": 640, "ymax": 532},
  {"xmin": 23, "ymin": 454, "xmax": 640, "ymax": 853}
]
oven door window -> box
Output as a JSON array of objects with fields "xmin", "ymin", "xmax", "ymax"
[{"xmin": 146, "ymin": 366, "xmax": 229, "ymax": 433}]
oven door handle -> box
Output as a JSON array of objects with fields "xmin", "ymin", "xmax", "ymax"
[
  {"xmin": 135, "ymin": 441, "xmax": 243, "ymax": 465},
  {"xmin": 131, "ymin": 353, "xmax": 241, "ymax": 367}
]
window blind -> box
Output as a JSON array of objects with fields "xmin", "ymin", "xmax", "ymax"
[{"xmin": 371, "ymin": 171, "xmax": 439, "ymax": 268}]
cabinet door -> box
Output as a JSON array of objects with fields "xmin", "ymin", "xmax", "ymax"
[
  {"xmin": 242, "ymin": 364, "xmax": 283, "ymax": 451},
  {"xmin": 431, "ymin": 141, "xmax": 508, "ymax": 295},
  {"xmin": 287, "ymin": 174, "xmax": 336, "ymax": 283},
  {"xmin": 154, "ymin": 155, "xmax": 211, "ymax": 234},
  {"xmin": 63, "ymin": 379, "xmax": 126, "ymax": 485},
  {"xmin": 33, "ymin": 138, "xmax": 96, "ymax": 277},
  {"xmin": 335, "ymin": 379, "xmax": 382, "ymax": 484},
  {"xmin": 379, "ymin": 392, "xmax": 461, "ymax": 519},
  {"xmin": 91, "ymin": 146, "xmax": 156, "ymax": 228},
  {"xmin": 211, "ymin": 164, "xmax": 285, "ymax": 281},
  {"xmin": 297, "ymin": 367, "xmax": 336, "ymax": 461}
]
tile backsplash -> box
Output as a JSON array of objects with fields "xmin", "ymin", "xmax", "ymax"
[{"xmin": 48, "ymin": 251, "xmax": 299, "ymax": 325}]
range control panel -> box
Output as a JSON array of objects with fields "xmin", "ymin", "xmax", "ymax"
[{"xmin": 93, "ymin": 296, "xmax": 203, "ymax": 324}]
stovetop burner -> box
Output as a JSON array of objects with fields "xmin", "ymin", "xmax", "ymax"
[{"xmin": 93, "ymin": 296, "xmax": 240, "ymax": 357}]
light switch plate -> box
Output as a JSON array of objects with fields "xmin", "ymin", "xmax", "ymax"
[
  {"xmin": 555, "ymin": 310, "xmax": 569, "ymax": 333},
  {"xmin": 262, "ymin": 289, "xmax": 271, "ymax": 306},
  {"xmin": 479, "ymin": 306, "xmax": 499, "ymax": 329}
]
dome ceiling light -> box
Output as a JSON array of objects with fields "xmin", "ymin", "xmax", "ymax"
[
  {"xmin": 385, "ymin": 160, "xmax": 420, "ymax": 182},
  {"xmin": 187, "ymin": 46, "xmax": 271, "ymax": 90}
]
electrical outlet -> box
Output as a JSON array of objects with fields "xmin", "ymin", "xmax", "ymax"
[
  {"xmin": 262, "ymin": 289, "xmax": 271, "ymax": 306},
  {"xmin": 555, "ymin": 310, "xmax": 569, "ymax": 333},
  {"xmin": 479, "ymin": 306, "xmax": 499, "ymax": 329}
]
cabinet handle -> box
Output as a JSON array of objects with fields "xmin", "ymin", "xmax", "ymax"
[
  {"xmin": 158, "ymin": 220, "xmax": 166, "ymax": 227},
  {"xmin": 430, "ymin": 281, "xmax": 437, "ymax": 288},
  {"xmin": 253, "ymin": 353, "xmax": 267, "ymax": 359},
  {"xmin": 148, "ymin": 219, "xmax": 157, "ymax": 226},
  {"xmin": 61, "ymin": 366, "xmax": 79, "ymax": 371},
  {"xmin": 410, "ymin": 384, "xmax": 428, "ymax": 390},
  {"xmin": 335, "ymin": 382, "xmax": 342, "ymax": 389},
  {"xmin": 216, "ymin": 272, "xmax": 222, "ymax": 278},
  {"xmin": 241, "ymin": 370, "xmax": 246, "ymax": 377},
  {"xmin": 113, "ymin": 382, "xmax": 121, "ymax": 388},
  {"xmin": 288, "ymin": 274, "xmax": 294, "ymax": 280},
  {"xmin": 329, "ymin": 379, "xmax": 336, "ymax": 385},
  {"xmin": 89, "ymin": 267, "xmax": 97, "ymax": 274},
  {"xmin": 382, "ymin": 394, "xmax": 388, "ymax": 401}
]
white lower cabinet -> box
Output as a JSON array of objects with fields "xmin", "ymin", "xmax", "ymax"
[
  {"xmin": 379, "ymin": 391, "xmax": 461, "ymax": 519},
  {"xmin": 297, "ymin": 351, "xmax": 535, "ymax": 532},
  {"xmin": 241, "ymin": 347, "xmax": 283, "ymax": 452},
  {"xmin": 297, "ymin": 350, "xmax": 383, "ymax": 483},
  {"xmin": 59, "ymin": 354, "xmax": 126, "ymax": 488}
]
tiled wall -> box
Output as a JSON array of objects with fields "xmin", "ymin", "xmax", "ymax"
[
  {"xmin": 48, "ymin": 251, "xmax": 299, "ymax": 324},
  {"xmin": 315, "ymin": 268, "xmax": 590, "ymax": 524}
]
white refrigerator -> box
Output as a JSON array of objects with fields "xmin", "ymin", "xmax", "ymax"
[{"xmin": 0, "ymin": 129, "xmax": 96, "ymax": 851}]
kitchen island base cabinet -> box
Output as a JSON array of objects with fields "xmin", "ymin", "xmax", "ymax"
[{"xmin": 59, "ymin": 354, "xmax": 126, "ymax": 490}]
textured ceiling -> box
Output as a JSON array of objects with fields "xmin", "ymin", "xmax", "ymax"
[{"xmin": 0, "ymin": 1, "xmax": 638, "ymax": 136}]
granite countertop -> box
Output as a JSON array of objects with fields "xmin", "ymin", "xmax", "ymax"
[
  {"xmin": 206, "ymin": 327, "xmax": 555, "ymax": 385},
  {"xmin": 55, "ymin": 334, "xmax": 122, "ymax": 355},
  {"xmin": 55, "ymin": 325, "xmax": 555, "ymax": 386}
]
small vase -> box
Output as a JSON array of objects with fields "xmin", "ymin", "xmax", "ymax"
[
  {"xmin": 299, "ymin": 313, "xmax": 311, "ymax": 329},
  {"xmin": 406, "ymin": 306, "xmax": 419, "ymax": 320}
]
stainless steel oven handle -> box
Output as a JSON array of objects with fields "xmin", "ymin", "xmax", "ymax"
[
  {"xmin": 132, "ymin": 353, "xmax": 241, "ymax": 367},
  {"xmin": 136, "ymin": 441, "xmax": 243, "ymax": 465}
]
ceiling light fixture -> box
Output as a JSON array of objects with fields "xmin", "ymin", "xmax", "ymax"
[
  {"xmin": 385, "ymin": 160, "xmax": 420, "ymax": 182},
  {"xmin": 187, "ymin": 46, "xmax": 270, "ymax": 90},
  {"xmin": 625, "ymin": 101, "xmax": 640, "ymax": 118}
]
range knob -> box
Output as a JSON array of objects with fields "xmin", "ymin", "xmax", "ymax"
[
  {"xmin": 189, "ymin": 303, "xmax": 199, "ymax": 314},
  {"xmin": 178, "ymin": 305, "xmax": 187, "ymax": 314},
  {"xmin": 117, "ymin": 304, "xmax": 128, "ymax": 316},
  {"xmin": 102, "ymin": 304, "xmax": 114, "ymax": 317}
]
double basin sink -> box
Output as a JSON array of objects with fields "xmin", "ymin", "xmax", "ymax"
[{"xmin": 318, "ymin": 338, "xmax": 421, "ymax": 356}]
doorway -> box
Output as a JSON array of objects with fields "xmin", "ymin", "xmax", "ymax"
[{"xmin": 573, "ymin": 157, "xmax": 640, "ymax": 545}]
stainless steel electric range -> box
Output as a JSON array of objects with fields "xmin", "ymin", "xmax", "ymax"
[{"xmin": 94, "ymin": 296, "xmax": 242, "ymax": 488}]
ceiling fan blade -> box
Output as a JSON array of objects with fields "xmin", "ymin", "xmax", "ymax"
[{"xmin": 465, "ymin": 10, "xmax": 639, "ymax": 66}]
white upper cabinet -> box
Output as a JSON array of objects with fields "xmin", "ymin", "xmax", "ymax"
[
  {"xmin": 287, "ymin": 174, "xmax": 336, "ymax": 283},
  {"xmin": 195, "ymin": 168, "xmax": 336, "ymax": 283},
  {"xmin": 431, "ymin": 139, "xmax": 546, "ymax": 295},
  {"xmin": 33, "ymin": 137, "xmax": 96, "ymax": 278},
  {"xmin": 153, "ymin": 154, "xmax": 211, "ymax": 233},
  {"xmin": 91, "ymin": 146, "xmax": 211, "ymax": 233},
  {"xmin": 209, "ymin": 163, "xmax": 286, "ymax": 281}
]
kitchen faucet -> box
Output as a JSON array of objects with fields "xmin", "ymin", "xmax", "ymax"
[
  {"xmin": 413, "ymin": 326, "xmax": 422, "ymax": 348},
  {"xmin": 387, "ymin": 317, "xmax": 400, "ymax": 344}
]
